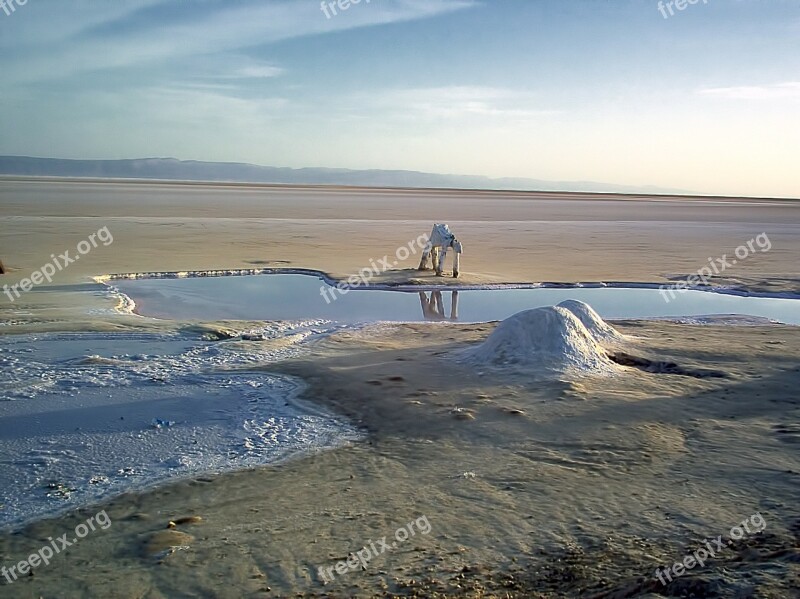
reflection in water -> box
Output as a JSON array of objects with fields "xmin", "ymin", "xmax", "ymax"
[
  {"xmin": 419, "ymin": 290, "xmax": 459, "ymax": 321},
  {"xmin": 112, "ymin": 274, "xmax": 800, "ymax": 325}
]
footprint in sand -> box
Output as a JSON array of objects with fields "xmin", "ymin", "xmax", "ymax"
[
  {"xmin": 501, "ymin": 408, "xmax": 526, "ymax": 416},
  {"xmin": 142, "ymin": 529, "xmax": 194, "ymax": 558},
  {"xmin": 167, "ymin": 515, "xmax": 203, "ymax": 528},
  {"xmin": 773, "ymin": 423, "xmax": 800, "ymax": 444},
  {"xmin": 450, "ymin": 407, "xmax": 476, "ymax": 420}
]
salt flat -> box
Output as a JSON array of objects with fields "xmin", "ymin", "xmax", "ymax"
[{"xmin": 0, "ymin": 180, "xmax": 798, "ymax": 598}]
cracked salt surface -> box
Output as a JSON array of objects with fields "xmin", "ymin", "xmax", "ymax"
[{"xmin": 0, "ymin": 324, "xmax": 361, "ymax": 530}]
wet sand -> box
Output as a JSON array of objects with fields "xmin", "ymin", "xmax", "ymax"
[{"xmin": 0, "ymin": 180, "xmax": 799, "ymax": 597}]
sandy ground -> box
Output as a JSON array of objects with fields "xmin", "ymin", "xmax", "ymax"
[
  {"xmin": 1, "ymin": 321, "xmax": 799, "ymax": 598},
  {"xmin": 1, "ymin": 180, "xmax": 799, "ymax": 598},
  {"xmin": 1, "ymin": 179, "xmax": 798, "ymax": 294}
]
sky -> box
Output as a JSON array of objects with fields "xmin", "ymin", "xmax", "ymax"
[{"xmin": 0, "ymin": 0, "xmax": 798, "ymax": 197}]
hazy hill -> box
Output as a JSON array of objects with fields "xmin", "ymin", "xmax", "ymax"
[{"xmin": 0, "ymin": 156, "xmax": 686, "ymax": 194}]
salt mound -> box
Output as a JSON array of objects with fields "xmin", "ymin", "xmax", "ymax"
[
  {"xmin": 557, "ymin": 299, "xmax": 624, "ymax": 341},
  {"xmin": 460, "ymin": 306, "xmax": 616, "ymax": 375}
]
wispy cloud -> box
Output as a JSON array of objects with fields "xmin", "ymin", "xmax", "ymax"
[
  {"xmin": 0, "ymin": 0, "xmax": 170, "ymax": 48},
  {"xmin": 359, "ymin": 86, "xmax": 557, "ymax": 121},
  {"xmin": 2, "ymin": 0, "xmax": 475, "ymax": 85},
  {"xmin": 227, "ymin": 65, "xmax": 284, "ymax": 80},
  {"xmin": 194, "ymin": 56, "xmax": 285, "ymax": 82},
  {"xmin": 86, "ymin": 85, "xmax": 289, "ymax": 131},
  {"xmin": 698, "ymin": 82, "xmax": 800, "ymax": 100}
]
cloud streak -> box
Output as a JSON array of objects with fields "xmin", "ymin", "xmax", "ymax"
[
  {"xmin": 0, "ymin": 0, "xmax": 171, "ymax": 49},
  {"xmin": 2, "ymin": 0, "xmax": 476, "ymax": 85},
  {"xmin": 698, "ymin": 82, "xmax": 800, "ymax": 100},
  {"xmin": 350, "ymin": 86, "xmax": 558, "ymax": 122}
]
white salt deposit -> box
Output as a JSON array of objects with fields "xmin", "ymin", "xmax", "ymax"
[
  {"xmin": 556, "ymin": 299, "xmax": 625, "ymax": 341},
  {"xmin": 0, "ymin": 324, "xmax": 361, "ymax": 530},
  {"xmin": 459, "ymin": 304, "xmax": 618, "ymax": 375}
]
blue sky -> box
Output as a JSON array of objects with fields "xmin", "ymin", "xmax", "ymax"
[{"xmin": 1, "ymin": 0, "xmax": 798, "ymax": 197}]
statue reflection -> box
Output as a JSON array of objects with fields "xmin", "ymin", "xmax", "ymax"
[{"xmin": 419, "ymin": 290, "xmax": 459, "ymax": 321}]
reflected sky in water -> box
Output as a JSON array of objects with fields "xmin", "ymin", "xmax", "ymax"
[{"xmin": 113, "ymin": 275, "xmax": 800, "ymax": 325}]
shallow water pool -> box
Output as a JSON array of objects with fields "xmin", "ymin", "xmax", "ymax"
[{"xmin": 112, "ymin": 274, "xmax": 800, "ymax": 325}]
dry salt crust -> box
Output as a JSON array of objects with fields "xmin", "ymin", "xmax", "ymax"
[{"xmin": 0, "ymin": 321, "xmax": 363, "ymax": 530}]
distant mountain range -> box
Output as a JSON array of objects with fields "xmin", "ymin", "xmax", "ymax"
[{"xmin": 0, "ymin": 156, "xmax": 689, "ymax": 195}]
